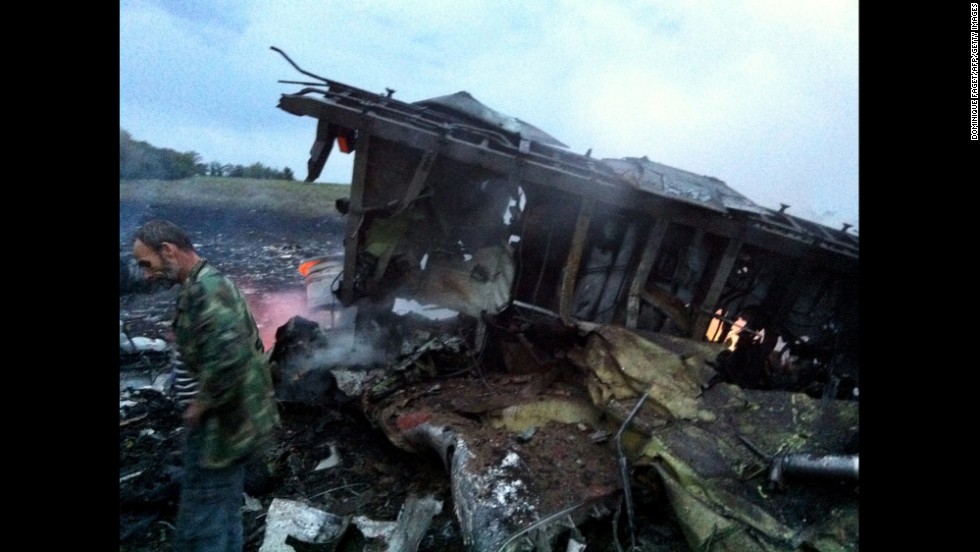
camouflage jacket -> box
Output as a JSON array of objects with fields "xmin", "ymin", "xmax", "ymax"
[{"xmin": 173, "ymin": 259, "xmax": 280, "ymax": 469}]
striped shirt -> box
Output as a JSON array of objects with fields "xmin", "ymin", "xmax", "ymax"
[{"xmin": 173, "ymin": 259, "xmax": 280, "ymax": 469}]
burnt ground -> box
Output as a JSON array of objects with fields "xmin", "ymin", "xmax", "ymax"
[
  {"xmin": 119, "ymin": 198, "xmax": 689, "ymax": 552},
  {"xmin": 119, "ymin": 199, "xmax": 466, "ymax": 551}
]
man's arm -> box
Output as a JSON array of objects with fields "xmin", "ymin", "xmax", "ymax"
[{"xmin": 180, "ymin": 275, "xmax": 257, "ymax": 420}]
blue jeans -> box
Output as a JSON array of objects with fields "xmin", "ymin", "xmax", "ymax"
[{"xmin": 174, "ymin": 425, "xmax": 245, "ymax": 552}]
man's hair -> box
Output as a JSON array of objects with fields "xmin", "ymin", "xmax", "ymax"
[{"xmin": 133, "ymin": 219, "xmax": 196, "ymax": 252}]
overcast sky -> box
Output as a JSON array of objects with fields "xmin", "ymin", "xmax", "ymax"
[{"xmin": 120, "ymin": 0, "xmax": 859, "ymax": 231}]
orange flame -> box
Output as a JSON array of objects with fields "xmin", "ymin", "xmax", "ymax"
[{"xmin": 298, "ymin": 259, "xmax": 321, "ymax": 278}]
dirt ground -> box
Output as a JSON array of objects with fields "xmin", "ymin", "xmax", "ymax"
[{"xmin": 118, "ymin": 197, "xmax": 689, "ymax": 551}]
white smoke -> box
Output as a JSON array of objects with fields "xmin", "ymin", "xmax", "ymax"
[{"xmin": 311, "ymin": 326, "xmax": 393, "ymax": 368}]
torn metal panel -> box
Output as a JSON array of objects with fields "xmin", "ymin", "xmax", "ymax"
[
  {"xmin": 320, "ymin": 140, "xmax": 523, "ymax": 321},
  {"xmin": 275, "ymin": 57, "xmax": 857, "ymax": 355},
  {"xmin": 385, "ymin": 495, "xmax": 444, "ymax": 552},
  {"xmin": 259, "ymin": 498, "xmax": 350, "ymax": 552},
  {"xmin": 602, "ymin": 156, "xmax": 771, "ymax": 216},
  {"xmin": 415, "ymin": 91, "xmax": 568, "ymax": 149},
  {"xmin": 258, "ymin": 495, "xmax": 442, "ymax": 552},
  {"xmin": 275, "ymin": 64, "xmax": 857, "ymax": 263},
  {"xmin": 352, "ymin": 495, "xmax": 444, "ymax": 552}
]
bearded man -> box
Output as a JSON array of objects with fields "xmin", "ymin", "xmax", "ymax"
[{"xmin": 132, "ymin": 219, "xmax": 280, "ymax": 552}]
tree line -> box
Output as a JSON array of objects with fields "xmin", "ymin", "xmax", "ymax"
[{"xmin": 120, "ymin": 128, "xmax": 294, "ymax": 181}]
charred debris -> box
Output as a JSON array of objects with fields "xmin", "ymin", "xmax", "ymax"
[
  {"xmin": 267, "ymin": 47, "xmax": 860, "ymax": 552},
  {"xmin": 273, "ymin": 46, "xmax": 857, "ymax": 397},
  {"xmin": 272, "ymin": 47, "xmax": 858, "ymax": 552},
  {"xmin": 126, "ymin": 49, "xmax": 860, "ymax": 552}
]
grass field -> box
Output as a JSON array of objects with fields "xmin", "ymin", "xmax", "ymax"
[{"xmin": 119, "ymin": 177, "xmax": 351, "ymax": 218}]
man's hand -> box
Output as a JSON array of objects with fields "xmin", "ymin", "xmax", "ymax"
[{"xmin": 183, "ymin": 399, "xmax": 206, "ymax": 427}]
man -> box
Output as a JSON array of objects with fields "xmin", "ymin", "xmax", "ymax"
[{"xmin": 132, "ymin": 219, "xmax": 280, "ymax": 552}]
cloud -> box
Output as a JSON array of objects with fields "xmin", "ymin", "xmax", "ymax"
[{"xmin": 120, "ymin": 0, "xmax": 858, "ymax": 228}]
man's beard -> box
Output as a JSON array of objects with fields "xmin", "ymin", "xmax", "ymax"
[{"xmin": 154, "ymin": 260, "xmax": 181, "ymax": 285}]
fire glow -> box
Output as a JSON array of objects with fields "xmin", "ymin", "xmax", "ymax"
[
  {"xmin": 245, "ymin": 289, "xmax": 311, "ymax": 350},
  {"xmin": 705, "ymin": 308, "xmax": 749, "ymax": 351},
  {"xmin": 298, "ymin": 259, "xmax": 320, "ymax": 278}
]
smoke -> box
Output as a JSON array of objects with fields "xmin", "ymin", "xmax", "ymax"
[
  {"xmin": 309, "ymin": 326, "xmax": 393, "ymax": 368},
  {"xmin": 392, "ymin": 298, "xmax": 459, "ymax": 321},
  {"xmin": 246, "ymin": 289, "xmax": 311, "ymax": 351},
  {"xmin": 273, "ymin": 321, "xmax": 394, "ymax": 403}
]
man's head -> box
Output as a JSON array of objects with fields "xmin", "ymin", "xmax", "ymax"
[{"xmin": 132, "ymin": 220, "xmax": 199, "ymax": 284}]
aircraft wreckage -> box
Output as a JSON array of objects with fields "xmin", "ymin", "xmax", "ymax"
[{"xmin": 270, "ymin": 48, "xmax": 859, "ymax": 552}]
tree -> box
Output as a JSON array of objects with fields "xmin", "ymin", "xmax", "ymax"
[
  {"xmin": 120, "ymin": 128, "xmax": 203, "ymax": 180},
  {"xmin": 121, "ymin": 129, "xmax": 297, "ymax": 181},
  {"xmin": 167, "ymin": 150, "xmax": 203, "ymax": 179}
]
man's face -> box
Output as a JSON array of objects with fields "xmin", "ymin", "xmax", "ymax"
[{"xmin": 133, "ymin": 239, "xmax": 181, "ymax": 284}]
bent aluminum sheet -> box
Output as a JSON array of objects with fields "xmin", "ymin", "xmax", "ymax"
[{"xmin": 602, "ymin": 156, "xmax": 771, "ymax": 216}]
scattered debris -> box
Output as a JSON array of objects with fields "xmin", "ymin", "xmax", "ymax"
[
  {"xmin": 258, "ymin": 494, "xmax": 443, "ymax": 552},
  {"xmin": 259, "ymin": 498, "xmax": 349, "ymax": 551},
  {"xmin": 119, "ymin": 51, "xmax": 860, "ymax": 551},
  {"xmin": 313, "ymin": 445, "xmax": 341, "ymax": 471},
  {"xmin": 268, "ymin": 48, "xmax": 859, "ymax": 552}
]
